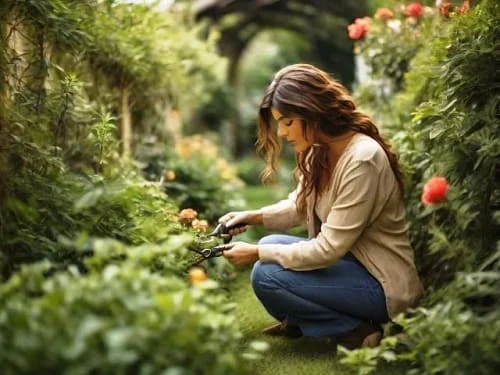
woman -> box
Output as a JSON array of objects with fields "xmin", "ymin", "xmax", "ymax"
[{"xmin": 219, "ymin": 64, "xmax": 423, "ymax": 349}]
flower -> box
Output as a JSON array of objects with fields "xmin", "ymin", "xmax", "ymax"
[
  {"xmin": 164, "ymin": 170, "xmax": 176, "ymax": 181},
  {"xmin": 421, "ymin": 177, "xmax": 449, "ymax": 205},
  {"xmin": 189, "ymin": 267, "xmax": 208, "ymax": 285},
  {"xmin": 438, "ymin": 0, "xmax": 452, "ymax": 16},
  {"xmin": 406, "ymin": 2, "xmax": 424, "ymax": 18},
  {"xmin": 406, "ymin": 16, "xmax": 419, "ymax": 27},
  {"xmin": 387, "ymin": 19, "xmax": 402, "ymax": 33},
  {"xmin": 375, "ymin": 8, "xmax": 394, "ymax": 21},
  {"xmin": 178, "ymin": 208, "xmax": 198, "ymax": 223},
  {"xmin": 192, "ymin": 219, "xmax": 209, "ymax": 232},
  {"xmin": 458, "ymin": 0, "xmax": 470, "ymax": 14},
  {"xmin": 347, "ymin": 17, "xmax": 371, "ymax": 40}
]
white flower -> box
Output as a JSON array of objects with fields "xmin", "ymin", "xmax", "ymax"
[{"xmin": 387, "ymin": 19, "xmax": 402, "ymax": 33}]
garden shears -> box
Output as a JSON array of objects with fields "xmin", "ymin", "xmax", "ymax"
[{"xmin": 188, "ymin": 222, "xmax": 246, "ymax": 267}]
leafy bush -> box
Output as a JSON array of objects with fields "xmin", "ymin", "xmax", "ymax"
[
  {"xmin": 140, "ymin": 135, "xmax": 246, "ymax": 222},
  {"xmin": 0, "ymin": 251, "xmax": 264, "ymax": 374},
  {"xmin": 339, "ymin": 1, "xmax": 500, "ymax": 373}
]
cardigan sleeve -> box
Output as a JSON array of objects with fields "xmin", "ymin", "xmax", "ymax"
[
  {"xmin": 258, "ymin": 159, "xmax": 380, "ymax": 270},
  {"xmin": 258, "ymin": 186, "xmax": 304, "ymax": 231}
]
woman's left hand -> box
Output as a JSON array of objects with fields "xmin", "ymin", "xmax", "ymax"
[{"xmin": 221, "ymin": 241, "xmax": 259, "ymax": 266}]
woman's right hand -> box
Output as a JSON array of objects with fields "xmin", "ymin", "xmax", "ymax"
[{"xmin": 218, "ymin": 210, "xmax": 263, "ymax": 236}]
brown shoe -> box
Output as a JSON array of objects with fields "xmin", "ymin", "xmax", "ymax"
[
  {"xmin": 262, "ymin": 319, "xmax": 303, "ymax": 339},
  {"xmin": 335, "ymin": 322, "xmax": 382, "ymax": 350}
]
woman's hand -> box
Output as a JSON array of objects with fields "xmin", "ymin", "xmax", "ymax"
[
  {"xmin": 218, "ymin": 210, "xmax": 263, "ymax": 236},
  {"xmin": 221, "ymin": 242, "xmax": 259, "ymax": 266}
]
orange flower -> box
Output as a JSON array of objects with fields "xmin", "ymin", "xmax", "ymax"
[
  {"xmin": 178, "ymin": 208, "xmax": 198, "ymax": 224},
  {"xmin": 406, "ymin": 2, "xmax": 424, "ymax": 18},
  {"xmin": 192, "ymin": 219, "xmax": 209, "ymax": 232},
  {"xmin": 189, "ymin": 267, "xmax": 208, "ymax": 285},
  {"xmin": 347, "ymin": 17, "xmax": 371, "ymax": 40},
  {"xmin": 375, "ymin": 8, "xmax": 394, "ymax": 21},
  {"xmin": 421, "ymin": 177, "xmax": 449, "ymax": 205}
]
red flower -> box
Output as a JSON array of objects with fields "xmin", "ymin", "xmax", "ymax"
[
  {"xmin": 406, "ymin": 2, "xmax": 424, "ymax": 18},
  {"xmin": 375, "ymin": 8, "xmax": 394, "ymax": 21},
  {"xmin": 347, "ymin": 17, "xmax": 371, "ymax": 40},
  {"xmin": 421, "ymin": 177, "xmax": 449, "ymax": 205},
  {"xmin": 439, "ymin": 0, "xmax": 452, "ymax": 17}
]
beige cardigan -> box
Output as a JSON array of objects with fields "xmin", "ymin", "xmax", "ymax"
[{"xmin": 257, "ymin": 134, "xmax": 423, "ymax": 318}]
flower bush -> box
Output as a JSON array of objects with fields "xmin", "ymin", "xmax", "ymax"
[
  {"xmin": 340, "ymin": 0, "xmax": 499, "ymax": 373},
  {"xmin": 153, "ymin": 136, "xmax": 245, "ymax": 222},
  {"xmin": 346, "ymin": 1, "xmax": 474, "ymax": 92}
]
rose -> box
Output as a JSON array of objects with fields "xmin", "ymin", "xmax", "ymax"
[
  {"xmin": 375, "ymin": 8, "xmax": 394, "ymax": 21},
  {"xmin": 406, "ymin": 2, "xmax": 424, "ymax": 18},
  {"xmin": 347, "ymin": 17, "xmax": 371, "ymax": 40},
  {"xmin": 421, "ymin": 177, "xmax": 449, "ymax": 205}
]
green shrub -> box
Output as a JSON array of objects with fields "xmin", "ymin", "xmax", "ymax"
[
  {"xmin": 0, "ymin": 254, "xmax": 265, "ymax": 374},
  {"xmin": 340, "ymin": 1, "xmax": 500, "ymax": 373},
  {"xmin": 140, "ymin": 135, "xmax": 246, "ymax": 222}
]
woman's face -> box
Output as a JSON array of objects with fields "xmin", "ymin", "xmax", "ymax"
[{"xmin": 271, "ymin": 107, "xmax": 312, "ymax": 153}]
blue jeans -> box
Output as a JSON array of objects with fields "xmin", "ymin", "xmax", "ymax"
[{"xmin": 251, "ymin": 234, "xmax": 389, "ymax": 337}]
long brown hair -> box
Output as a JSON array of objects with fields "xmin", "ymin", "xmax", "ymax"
[{"xmin": 257, "ymin": 64, "xmax": 404, "ymax": 217}]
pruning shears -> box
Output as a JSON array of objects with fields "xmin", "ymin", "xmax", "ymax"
[
  {"xmin": 188, "ymin": 245, "xmax": 227, "ymax": 267},
  {"xmin": 188, "ymin": 222, "xmax": 246, "ymax": 267}
]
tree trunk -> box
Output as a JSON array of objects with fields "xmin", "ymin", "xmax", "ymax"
[
  {"xmin": 165, "ymin": 106, "xmax": 181, "ymax": 146},
  {"xmin": 227, "ymin": 48, "xmax": 245, "ymax": 158},
  {"xmin": 120, "ymin": 87, "xmax": 132, "ymax": 159}
]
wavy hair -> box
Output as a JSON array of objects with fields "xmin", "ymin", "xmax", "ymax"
[{"xmin": 257, "ymin": 64, "xmax": 405, "ymax": 217}]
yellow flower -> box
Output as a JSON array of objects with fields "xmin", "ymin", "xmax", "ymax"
[
  {"xmin": 192, "ymin": 219, "xmax": 209, "ymax": 232},
  {"xmin": 164, "ymin": 170, "xmax": 176, "ymax": 181}
]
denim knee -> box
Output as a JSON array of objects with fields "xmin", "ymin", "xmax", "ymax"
[{"xmin": 250, "ymin": 261, "xmax": 281, "ymax": 293}]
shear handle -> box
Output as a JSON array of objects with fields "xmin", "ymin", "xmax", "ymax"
[{"xmin": 210, "ymin": 222, "xmax": 247, "ymax": 237}]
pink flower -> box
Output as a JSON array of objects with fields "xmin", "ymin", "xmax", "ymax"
[
  {"xmin": 347, "ymin": 17, "xmax": 371, "ymax": 40},
  {"xmin": 406, "ymin": 2, "xmax": 424, "ymax": 18},
  {"xmin": 421, "ymin": 177, "xmax": 449, "ymax": 205},
  {"xmin": 375, "ymin": 8, "xmax": 394, "ymax": 21}
]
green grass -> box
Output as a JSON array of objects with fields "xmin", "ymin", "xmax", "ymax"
[{"xmin": 230, "ymin": 269, "xmax": 344, "ymax": 375}]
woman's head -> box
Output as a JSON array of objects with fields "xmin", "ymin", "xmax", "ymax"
[
  {"xmin": 257, "ymin": 64, "xmax": 404, "ymax": 216},
  {"xmin": 260, "ymin": 64, "xmax": 355, "ymax": 143}
]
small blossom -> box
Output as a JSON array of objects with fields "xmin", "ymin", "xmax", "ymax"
[
  {"xmin": 406, "ymin": 16, "xmax": 419, "ymax": 27},
  {"xmin": 423, "ymin": 6, "xmax": 435, "ymax": 17},
  {"xmin": 178, "ymin": 208, "xmax": 198, "ymax": 223},
  {"xmin": 347, "ymin": 17, "xmax": 371, "ymax": 40},
  {"xmin": 406, "ymin": 2, "xmax": 424, "ymax": 18},
  {"xmin": 374, "ymin": 8, "xmax": 394, "ymax": 21},
  {"xmin": 421, "ymin": 177, "xmax": 449, "ymax": 205},
  {"xmin": 164, "ymin": 170, "xmax": 176, "ymax": 181},
  {"xmin": 458, "ymin": 0, "xmax": 470, "ymax": 14},
  {"xmin": 438, "ymin": 0, "xmax": 452, "ymax": 16},
  {"xmin": 189, "ymin": 267, "xmax": 208, "ymax": 285},
  {"xmin": 387, "ymin": 19, "xmax": 402, "ymax": 33},
  {"xmin": 192, "ymin": 219, "xmax": 209, "ymax": 232}
]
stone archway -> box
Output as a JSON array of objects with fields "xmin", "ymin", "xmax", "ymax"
[{"xmin": 194, "ymin": 0, "xmax": 368, "ymax": 156}]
